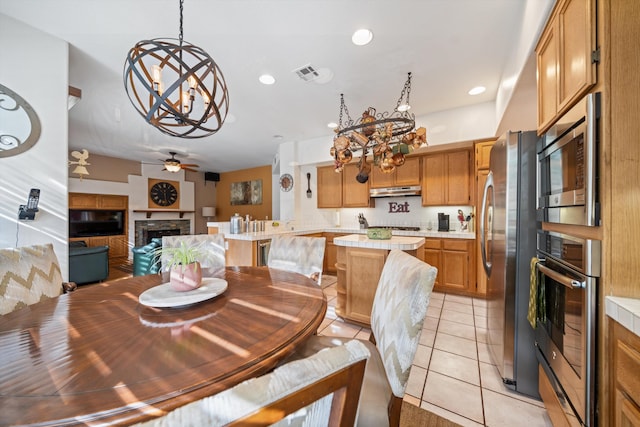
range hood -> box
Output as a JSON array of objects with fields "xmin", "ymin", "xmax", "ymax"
[{"xmin": 369, "ymin": 185, "xmax": 421, "ymax": 198}]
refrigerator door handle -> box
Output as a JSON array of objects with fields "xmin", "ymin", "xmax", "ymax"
[{"xmin": 480, "ymin": 171, "xmax": 494, "ymax": 277}]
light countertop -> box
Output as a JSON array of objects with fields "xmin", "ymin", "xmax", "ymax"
[
  {"xmin": 207, "ymin": 222, "xmax": 475, "ymax": 242},
  {"xmin": 606, "ymin": 296, "xmax": 640, "ymax": 338},
  {"xmin": 334, "ymin": 234, "xmax": 425, "ymax": 251}
]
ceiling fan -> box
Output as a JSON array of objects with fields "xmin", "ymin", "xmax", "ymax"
[{"xmin": 161, "ymin": 152, "xmax": 199, "ymax": 173}]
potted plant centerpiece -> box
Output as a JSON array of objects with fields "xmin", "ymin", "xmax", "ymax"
[{"xmin": 154, "ymin": 241, "xmax": 204, "ymax": 292}]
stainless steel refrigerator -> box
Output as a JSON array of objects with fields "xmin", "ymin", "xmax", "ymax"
[{"xmin": 480, "ymin": 130, "xmax": 539, "ymax": 398}]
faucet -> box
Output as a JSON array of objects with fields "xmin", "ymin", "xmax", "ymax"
[{"xmin": 357, "ymin": 213, "xmax": 369, "ymax": 229}]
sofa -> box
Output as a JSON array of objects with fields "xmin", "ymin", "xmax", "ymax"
[
  {"xmin": 132, "ymin": 238, "xmax": 162, "ymax": 276},
  {"xmin": 68, "ymin": 241, "xmax": 109, "ymax": 285}
]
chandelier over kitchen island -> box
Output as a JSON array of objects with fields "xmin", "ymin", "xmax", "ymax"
[{"xmin": 330, "ymin": 72, "xmax": 426, "ymax": 182}]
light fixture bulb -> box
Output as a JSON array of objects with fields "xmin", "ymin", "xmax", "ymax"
[
  {"xmin": 259, "ymin": 74, "xmax": 276, "ymax": 85},
  {"xmin": 397, "ymin": 104, "xmax": 411, "ymax": 112},
  {"xmin": 327, "ymin": 122, "xmax": 338, "ymax": 129},
  {"xmin": 468, "ymin": 86, "xmax": 486, "ymax": 95},
  {"xmin": 165, "ymin": 163, "xmax": 181, "ymax": 173},
  {"xmin": 352, "ymin": 29, "xmax": 373, "ymax": 46}
]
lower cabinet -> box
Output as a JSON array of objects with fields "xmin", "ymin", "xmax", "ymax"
[
  {"xmin": 225, "ymin": 239, "xmax": 260, "ymax": 267},
  {"xmin": 335, "ymin": 246, "xmax": 418, "ymax": 326},
  {"xmin": 422, "ymin": 238, "xmax": 476, "ymax": 296},
  {"xmin": 323, "ymin": 232, "xmax": 347, "ymax": 274},
  {"xmin": 610, "ymin": 319, "xmax": 640, "ymax": 426}
]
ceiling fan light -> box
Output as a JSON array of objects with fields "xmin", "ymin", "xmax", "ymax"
[{"xmin": 165, "ymin": 163, "xmax": 182, "ymax": 173}]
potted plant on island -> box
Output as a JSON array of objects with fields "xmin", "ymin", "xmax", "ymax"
[{"xmin": 153, "ymin": 241, "xmax": 204, "ymax": 292}]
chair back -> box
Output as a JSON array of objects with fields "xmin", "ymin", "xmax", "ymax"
[
  {"xmin": 267, "ymin": 235, "xmax": 326, "ymax": 284},
  {"xmin": 132, "ymin": 339, "xmax": 370, "ymax": 427},
  {"xmin": 369, "ymin": 249, "xmax": 437, "ymax": 398},
  {"xmin": 0, "ymin": 243, "xmax": 64, "ymax": 315},
  {"xmin": 161, "ymin": 234, "xmax": 225, "ymax": 271}
]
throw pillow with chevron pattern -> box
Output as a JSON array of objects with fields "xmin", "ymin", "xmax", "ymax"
[{"xmin": 0, "ymin": 243, "xmax": 64, "ymax": 315}]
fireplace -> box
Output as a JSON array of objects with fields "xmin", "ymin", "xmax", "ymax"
[{"xmin": 135, "ymin": 220, "xmax": 190, "ymax": 246}]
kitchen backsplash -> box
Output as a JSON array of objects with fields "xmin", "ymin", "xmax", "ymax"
[{"xmin": 296, "ymin": 196, "xmax": 474, "ymax": 232}]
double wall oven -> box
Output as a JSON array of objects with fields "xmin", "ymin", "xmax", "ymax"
[{"xmin": 535, "ymin": 92, "xmax": 600, "ymax": 426}]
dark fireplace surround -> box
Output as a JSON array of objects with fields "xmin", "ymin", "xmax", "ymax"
[{"xmin": 135, "ymin": 220, "xmax": 190, "ymax": 246}]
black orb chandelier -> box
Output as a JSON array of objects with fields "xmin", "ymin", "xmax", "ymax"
[
  {"xmin": 123, "ymin": 0, "xmax": 229, "ymax": 138},
  {"xmin": 330, "ymin": 72, "xmax": 427, "ymax": 181}
]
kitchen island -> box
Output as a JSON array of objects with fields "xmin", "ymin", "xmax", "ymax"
[{"xmin": 333, "ymin": 234, "xmax": 425, "ymax": 326}]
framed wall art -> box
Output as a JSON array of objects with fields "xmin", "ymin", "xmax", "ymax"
[{"xmin": 230, "ymin": 179, "xmax": 262, "ymax": 205}]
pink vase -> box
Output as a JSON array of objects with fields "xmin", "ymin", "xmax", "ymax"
[{"xmin": 169, "ymin": 262, "xmax": 203, "ymax": 292}]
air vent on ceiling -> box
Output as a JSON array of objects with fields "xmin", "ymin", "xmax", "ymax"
[{"xmin": 293, "ymin": 64, "xmax": 320, "ymax": 82}]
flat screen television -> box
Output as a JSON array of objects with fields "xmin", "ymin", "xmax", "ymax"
[{"xmin": 69, "ymin": 209, "xmax": 125, "ymax": 237}]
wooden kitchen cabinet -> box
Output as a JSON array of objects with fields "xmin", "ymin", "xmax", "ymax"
[
  {"xmin": 422, "ymin": 238, "xmax": 476, "ymax": 296},
  {"xmin": 323, "ymin": 232, "xmax": 347, "ymax": 274},
  {"xmin": 317, "ymin": 166, "xmax": 342, "ymax": 208},
  {"xmin": 369, "ymin": 156, "xmax": 421, "ymax": 188},
  {"xmin": 474, "ymin": 139, "xmax": 495, "ymax": 296},
  {"xmin": 317, "ymin": 164, "xmax": 372, "ymax": 208},
  {"xmin": 610, "ymin": 319, "xmax": 640, "ymax": 426},
  {"xmin": 342, "ymin": 163, "xmax": 373, "ymax": 208},
  {"xmin": 536, "ymin": 0, "xmax": 596, "ymax": 134},
  {"xmin": 422, "ymin": 149, "xmax": 472, "ymax": 206},
  {"xmin": 475, "ymin": 139, "xmax": 495, "ymax": 171}
]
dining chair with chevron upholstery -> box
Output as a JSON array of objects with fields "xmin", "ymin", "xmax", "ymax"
[
  {"xmin": 132, "ymin": 339, "xmax": 370, "ymax": 427},
  {"xmin": 284, "ymin": 249, "xmax": 438, "ymax": 426},
  {"xmin": 267, "ymin": 235, "xmax": 326, "ymax": 285},
  {"xmin": 160, "ymin": 234, "xmax": 226, "ymax": 271},
  {"xmin": 0, "ymin": 243, "xmax": 76, "ymax": 315}
]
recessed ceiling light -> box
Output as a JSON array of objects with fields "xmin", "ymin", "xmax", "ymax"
[
  {"xmin": 468, "ymin": 86, "xmax": 486, "ymax": 95},
  {"xmin": 259, "ymin": 74, "xmax": 276, "ymax": 85},
  {"xmin": 352, "ymin": 29, "xmax": 373, "ymax": 46},
  {"xmin": 327, "ymin": 122, "xmax": 338, "ymax": 129}
]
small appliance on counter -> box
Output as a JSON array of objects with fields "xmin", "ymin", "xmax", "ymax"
[{"xmin": 437, "ymin": 213, "xmax": 449, "ymax": 232}]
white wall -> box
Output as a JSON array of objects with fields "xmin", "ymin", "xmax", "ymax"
[
  {"xmin": 0, "ymin": 14, "xmax": 70, "ymax": 278},
  {"xmin": 494, "ymin": 0, "xmax": 554, "ymax": 123}
]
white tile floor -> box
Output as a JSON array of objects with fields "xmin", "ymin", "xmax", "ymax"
[{"xmin": 318, "ymin": 276, "xmax": 553, "ymax": 427}]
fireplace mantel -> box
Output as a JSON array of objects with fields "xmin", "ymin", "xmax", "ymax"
[{"xmin": 133, "ymin": 209, "xmax": 194, "ymax": 219}]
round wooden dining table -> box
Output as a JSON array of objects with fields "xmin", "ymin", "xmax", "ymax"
[{"xmin": 0, "ymin": 266, "xmax": 326, "ymax": 426}]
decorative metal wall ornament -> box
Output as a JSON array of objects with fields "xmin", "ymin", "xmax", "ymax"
[
  {"xmin": 123, "ymin": 0, "xmax": 229, "ymax": 138},
  {"xmin": 330, "ymin": 72, "xmax": 427, "ymax": 180},
  {"xmin": 68, "ymin": 149, "xmax": 91, "ymax": 180},
  {"xmin": 0, "ymin": 84, "xmax": 42, "ymax": 158}
]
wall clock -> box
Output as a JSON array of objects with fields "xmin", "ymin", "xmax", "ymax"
[
  {"xmin": 279, "ymin": 173, "xmax": 293, "ymax": 192},
  {"xmin": 148, "ymin": 179, "xmax": 180, "ymax": 208}
]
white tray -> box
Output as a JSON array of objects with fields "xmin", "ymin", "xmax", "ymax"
[{"xmin": 139, "ymin": 277, "xmax": 228, "ymax": 308}]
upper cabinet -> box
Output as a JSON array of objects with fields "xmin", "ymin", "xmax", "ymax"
[
  {"xmin": 536, "ymin": 0, "xmax": 596, "ymax": 134},
  {"xmin": 317, "ymin": 164, "xmax": 372, "ymax": 208},
  {"xmin": 317, "ymin": 166, "xmax": 342, "ymax": 208},
  {"xmin": 422, "ymin": 149, "xmax": 472, "ymax": 206},
  {"xmin": 369, "ymin": 156, "xmax": 421, "ymax": 188},
  {"xmin": 69, "ymin": 193, "xmax": 128, "ymax": 210}
]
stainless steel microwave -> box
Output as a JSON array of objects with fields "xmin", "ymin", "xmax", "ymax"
[{"xmin": 537, "ymin": 92, "xmax": 600, "ymax": 226}]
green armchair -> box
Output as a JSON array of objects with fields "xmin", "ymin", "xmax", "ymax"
[
  {"xmin": 69, "ymin": 241, "xmax": 109, "ymax": 285},
  {"xmin": 132, "ymin": 238, "xmax": 162, "ymax": 276}
]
